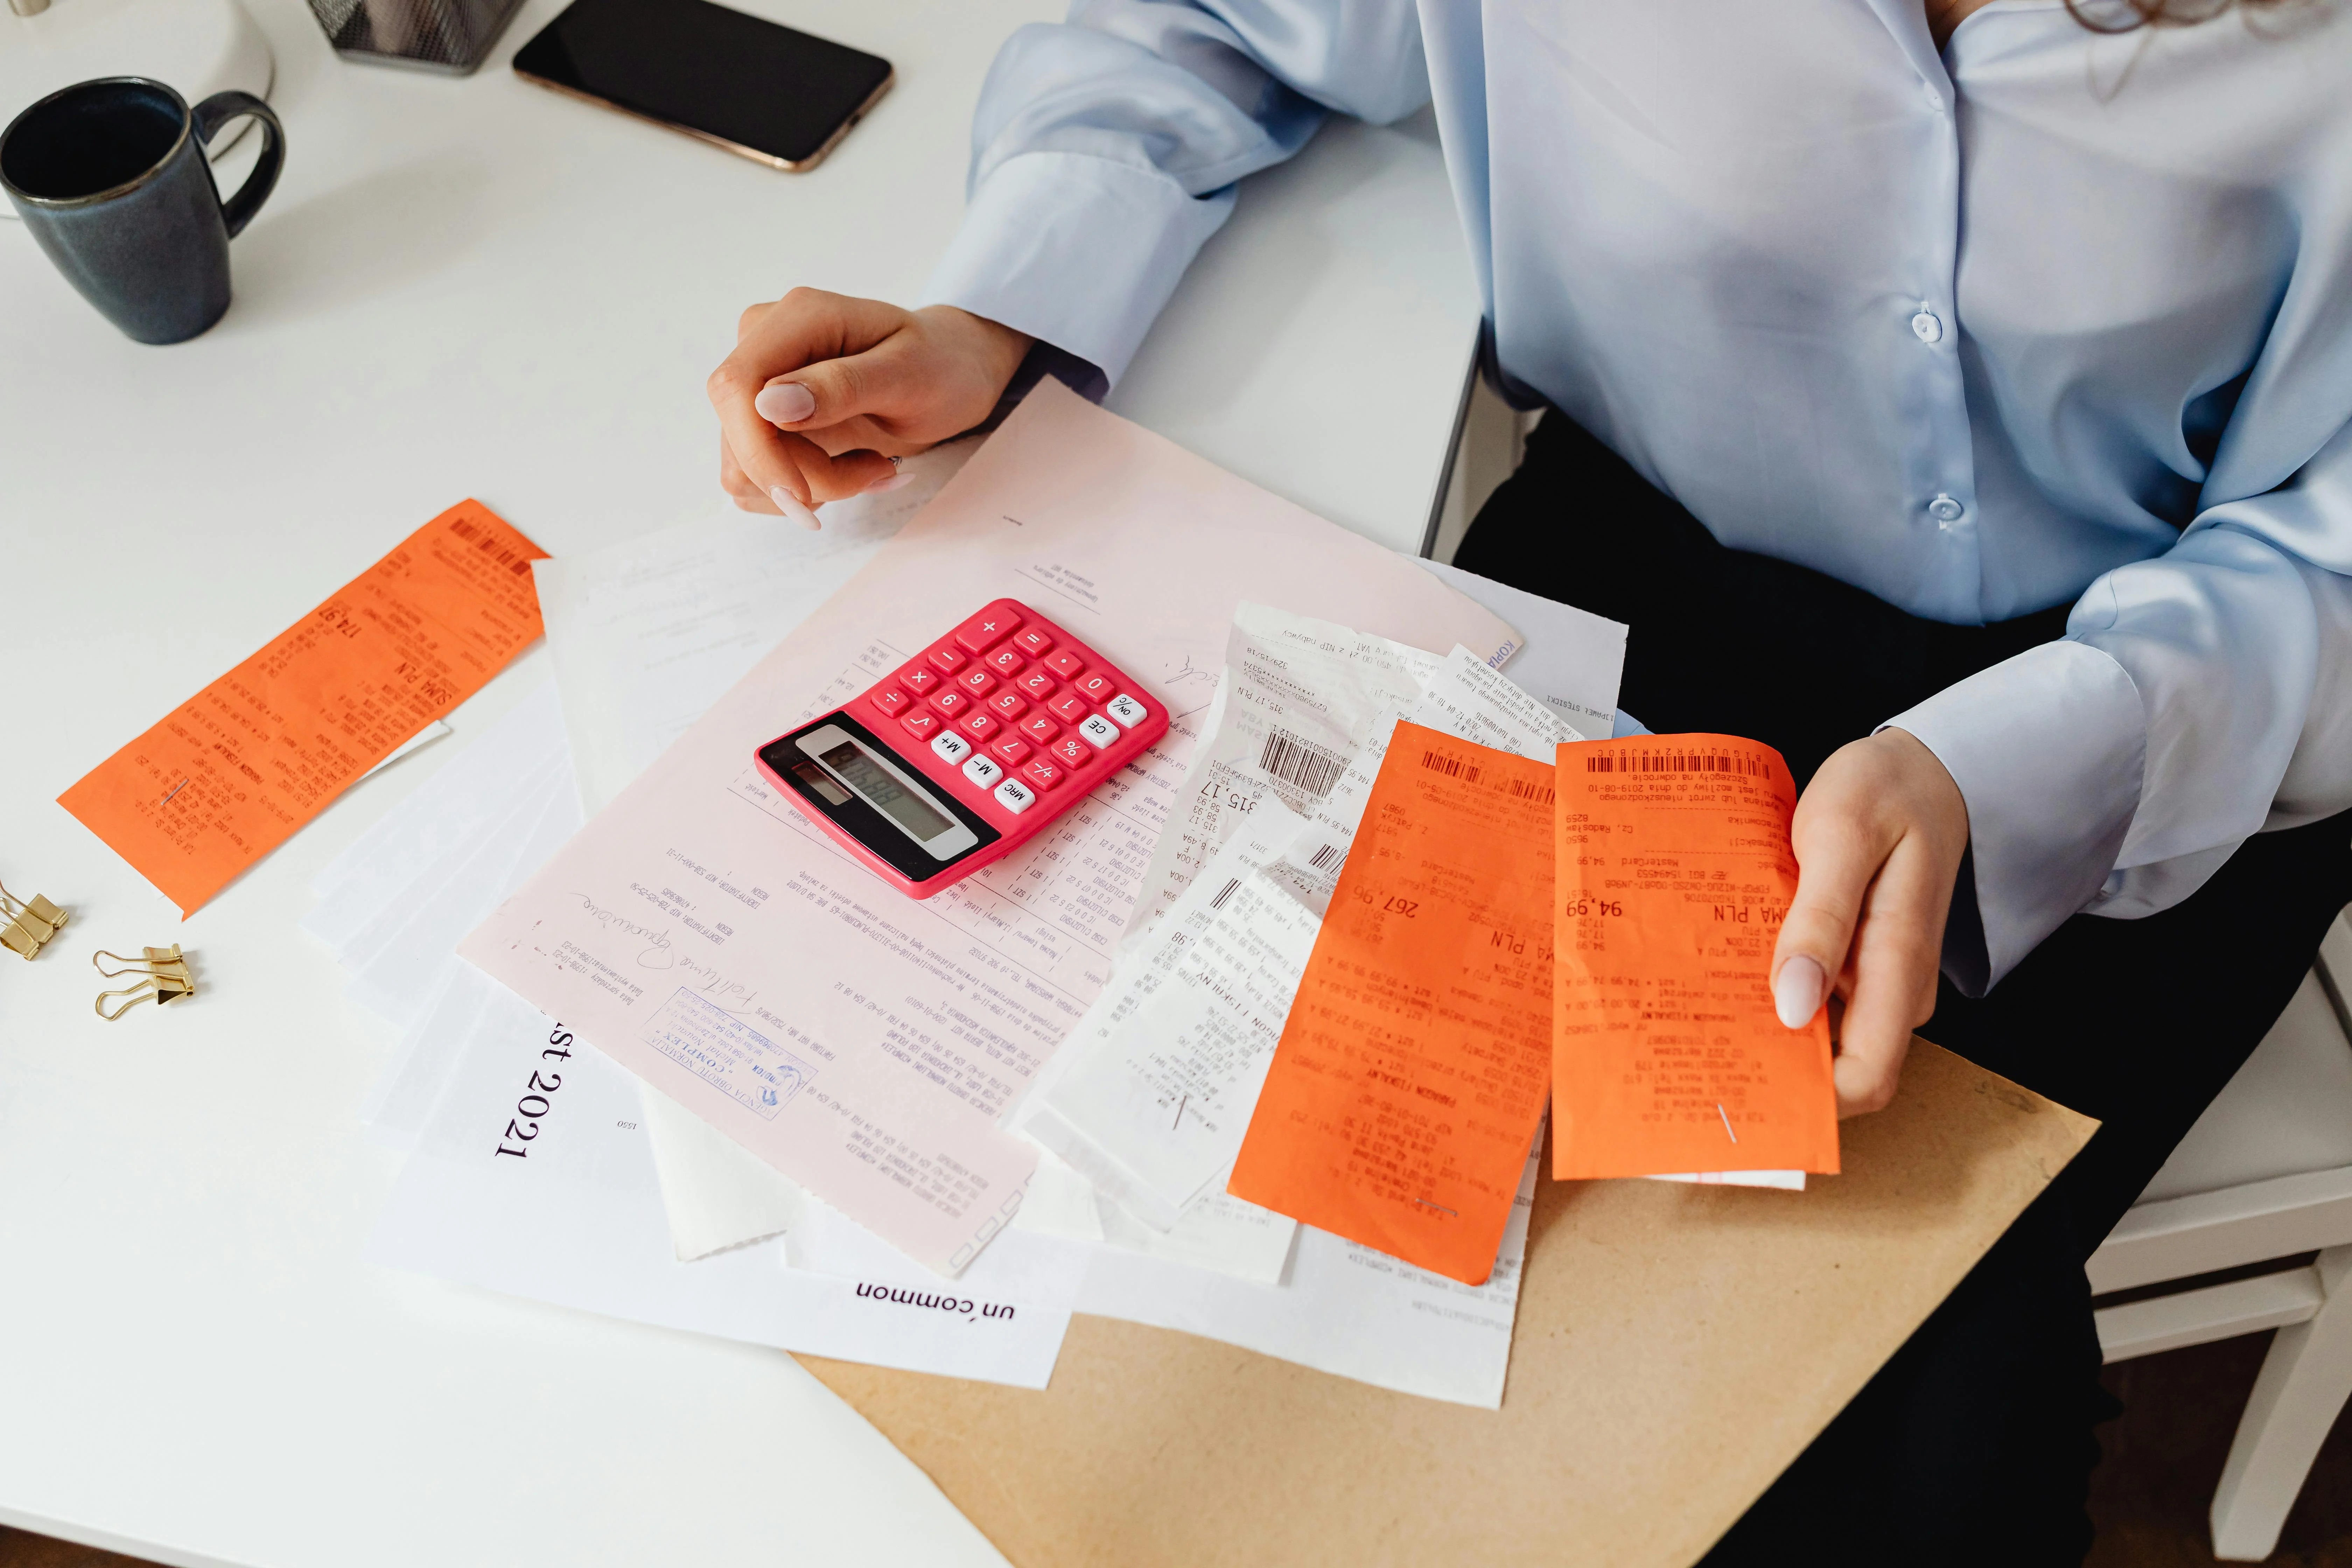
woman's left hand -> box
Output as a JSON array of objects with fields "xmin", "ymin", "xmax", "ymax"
[{"xmin": 1768, "ymin": 728, "xmax": 1970, "ymax": 1118}]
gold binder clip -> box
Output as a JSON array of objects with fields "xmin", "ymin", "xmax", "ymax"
[
  {"xmin": 1, "ymin": 877, "xmax": 68, "ymax": 960},
  {"xmin": 93, "ymin": 946, "xmax": 196, "ymax": 1020}
]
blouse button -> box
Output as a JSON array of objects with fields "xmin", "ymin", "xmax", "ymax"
[
  {"xmin": 1911, "ymin": 309, "xmax": 1944, "ymax": 344},
  {"xmin": 1928, "ymin": 495, "xmax": 1965, "ymax": 524}
]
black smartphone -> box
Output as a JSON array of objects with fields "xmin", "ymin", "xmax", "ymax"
[{"xmin": 512, "ymin": 0, "xmax": 893, "ymax": 173}]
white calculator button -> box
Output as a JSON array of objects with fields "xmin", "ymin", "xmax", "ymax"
[
  {"xmin": 932, "ymin": 732, "xmax": 973, "ymax": 765},
  {"xmin": 962, "ymin": 755, "xmax": 1004, "ymax": 789},
  {"xmin": 1077, "ymin": 714, "xmax": 1120, "ymax": 748},
  {"xmin": 1104, "ymin": 693, "xmax": 1148, "ymax": 728},
  {"xmin": 993, "ymin": 778, "xmax": 1036, "ymax": 814}
]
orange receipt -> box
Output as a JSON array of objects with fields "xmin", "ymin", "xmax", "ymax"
[
  {"xmin": 60, "ymin": 500, "xmax": 546, "ymax": 916},
  {"xmin": 1552, "ymin": 734, "xmax": 1838, "ymax": 1179},
  {"xmin": 1227, "ymin": 722, "xmax": 1555, "ymax": 1286}
]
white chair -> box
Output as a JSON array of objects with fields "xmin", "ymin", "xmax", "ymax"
[{"xmin": 2089, "ymin": 904, "xmax": 2352, "ymax": 1560}]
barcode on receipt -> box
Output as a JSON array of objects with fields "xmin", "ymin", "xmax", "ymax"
[{"xmin": 1259, "ymin": 728, "xmax": 1349, "ymax": 799}]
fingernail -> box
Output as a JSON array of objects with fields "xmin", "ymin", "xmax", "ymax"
[
  {"xmin": 769, "ymin": 485, "xmax": 820, "ymax": 530},
  {"xmin": 756, "ymin": 382, "xmax": 817, "ymax": 426},
  {"xmin": 862, "ymin": 470, "xmax": 912, "ymax": 494},
  {"xmin": 1774, "ymin": 955, "xmax": 1826, "ymax": 1029}
]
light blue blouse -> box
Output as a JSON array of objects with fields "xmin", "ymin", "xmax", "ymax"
[{"xmin": 921, "ymin": 0, "xmax": 2352, "ymax": 989}]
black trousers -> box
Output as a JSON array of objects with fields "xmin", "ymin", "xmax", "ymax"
[{"xmin": 1457, "ymin": 413, "xmax": 2352, "ymax": 1566}]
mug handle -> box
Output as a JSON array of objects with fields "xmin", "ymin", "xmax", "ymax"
[{"xmin": 192, "ymin": 91, "xmax": 286, "ymax": 240}]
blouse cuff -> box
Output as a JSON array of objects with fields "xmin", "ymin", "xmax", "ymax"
[
  {"xmin": 1882, "ymin": 639, "xmax": 2147, "ymax": 993},
  {"xmin": 920, "ymin": 149, "xmax": 1234, "ymax": 390}
]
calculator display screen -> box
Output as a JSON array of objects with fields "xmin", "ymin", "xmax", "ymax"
[{"xmin": 819, "ymin": 740, "xmax": 955, "ymax": 843}]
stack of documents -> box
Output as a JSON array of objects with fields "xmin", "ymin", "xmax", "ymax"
[{"xmin": 327, "ymin": 385, "xmax": 1809, "ymax": 1409}]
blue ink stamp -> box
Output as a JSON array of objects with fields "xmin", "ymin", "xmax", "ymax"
[{"xmin": 642, "ymin": 988, "xmax": 814, "ymax": 1121}]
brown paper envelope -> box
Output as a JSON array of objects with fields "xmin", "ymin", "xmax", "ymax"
[{"xmin": 800, "ymin": 1038, "xmax": 2096, "ymax": 1568}]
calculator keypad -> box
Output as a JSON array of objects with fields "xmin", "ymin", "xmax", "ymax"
[{"xmin": 843, "ymin": 601, "xmax": 1160, "ymax": 836}]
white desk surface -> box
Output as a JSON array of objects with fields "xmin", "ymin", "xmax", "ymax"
[{"xmin": 0, "ymin": 0, "xmax": 1479, "ymax": 1563}]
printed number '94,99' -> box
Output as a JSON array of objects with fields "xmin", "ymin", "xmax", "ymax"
[{"xmin": 493, "ymin": 1025, "xmax": 575, "ymax": 1159}]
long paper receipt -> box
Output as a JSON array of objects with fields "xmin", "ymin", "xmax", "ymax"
[
  {"xmin": 61, "ymin": 501, "xmax": 546, "ymax": 915},
  {"xmin": 1228, "ymin": 721, "xmax": 1554, "ymax": 1286},
  {"xmin": 1551, "ymin": 734, "xmax": 1839, "ymax": 1178}
]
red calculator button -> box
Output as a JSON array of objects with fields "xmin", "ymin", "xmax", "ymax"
[
  {"xmin": 953, "ymin": 607, "xmax": 1023, "ymax": 655},
  {"xmin": 986, "ymin": 646, "xmax": 1026, "ymax": 677},
  {"xmin": 958, "ymin": 711, "xmax": 999, "ymax": 741},
  {"xmin": 1022, "ymin": 758, "xmax": 1066, "ymax": 792},
  {"xmin": 990, "ymin": 737, "xmax": 1032, "ymax": 766},
  {"xmin": 929, "ymin": 689, "xmax": 970, "ymax": 719},
  {"xmin": 1049, "ymin": 735, "xmax": 1091, "ymax": 768},
  {"xmin": 986, "ymin": 690, "xmax": 1027, "ymax": 721},
  {"xmin": 899, "ymin": 664, "xmax": 941, "ymax": 695},
  {"xmin": 870, "ymin": 686, "xmax": 911, "ymax": 719},
  {"xmin": 1012, "ymin": 628, "xmax": 1055, "ymax": 657},
  {"xmin": 1016, "ymin": 668, "xmax": 1057, "ymax": 701},
  {"xmin": 958, "ymin": 667, "xmax": 995, "ymax": 697},
  {"xmin": 901, "ymin": 711, "xmax": 941, "ymax": 741},
  {"xmin": 1045, "ymin": 691, "xmax": 1090, "ymax": 724},
  {"xmin": 927, "ymin": 645, "xmax": 966, "ymax": 675},
  {"xmin": 1072, "ymin": 671, "xmax": 1116, "ymax": 703},
  {"xmin": 1017, "ymin": 713, "xmax": 1060, "ymax": 746},
  {"xmin": 1042, "ymin": 649, "xmax": 1086, "ymax": 680}
]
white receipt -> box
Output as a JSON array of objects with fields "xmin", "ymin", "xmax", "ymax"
[
  {"xmin": 1124, "ymin": 604, "xmax": 1440, "ymax": 945},
  {"xmin": 458, "ymin": 383, "xmax": 1520, "ymax": 1275},
  {"xmin": 1023, "ymin": 803, "xmax": 1336, "ymax": 1231}
]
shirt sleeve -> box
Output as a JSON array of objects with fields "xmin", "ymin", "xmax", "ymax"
[
  {"xmin": 1889, "ymin": 415, "xmax": 2352, "ymax": 993},
  {"xmin": 920, "ymin": 0, "xmax": 1431, "ymax": 389}
]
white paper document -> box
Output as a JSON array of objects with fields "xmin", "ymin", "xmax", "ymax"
[
  {"xmin": 457, "ymin": 383, "xmax": 1519, "ymax": 1275},
  {"xmin": 366, "ymin": 987, "xmax": 1076, "ymax": 1388},
  {"xmin": 531, "ymin": 461, "xmax": 966, "ymax": 823},
  {"xmin": 306, "ymin": 684, "xmax": 567, "ymax": 957},
  {"xmin": 1074, "ymin": 1135, "xmax": 1545, "ymax": 1409},
  {"xmin": 1413, "ymin": 558, "xmax": 1627, "ymax": 739}
]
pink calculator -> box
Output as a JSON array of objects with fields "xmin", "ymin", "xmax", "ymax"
[{"xmin": 755, "ymin": 598, "xmax": 1170, "ymax": 898}]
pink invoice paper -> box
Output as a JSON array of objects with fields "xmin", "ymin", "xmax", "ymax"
[{"xmin": 458, "ymin": 381, "xmax": 1520, "ymax": 1274}]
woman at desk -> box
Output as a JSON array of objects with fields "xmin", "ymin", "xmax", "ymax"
[{"xmin": 708, "ymin": 1, "xmax": 2352, "ymax": 1558}]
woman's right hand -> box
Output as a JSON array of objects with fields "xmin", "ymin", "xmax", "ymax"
[{"xmin": 707, "ymin": 289, "xmax": 1033, "ymax": 528}]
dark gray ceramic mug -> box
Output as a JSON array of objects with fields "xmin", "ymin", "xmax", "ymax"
[{"xmin": 0, "ymin": 77, "xmax": 285, "ymax": 344}]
